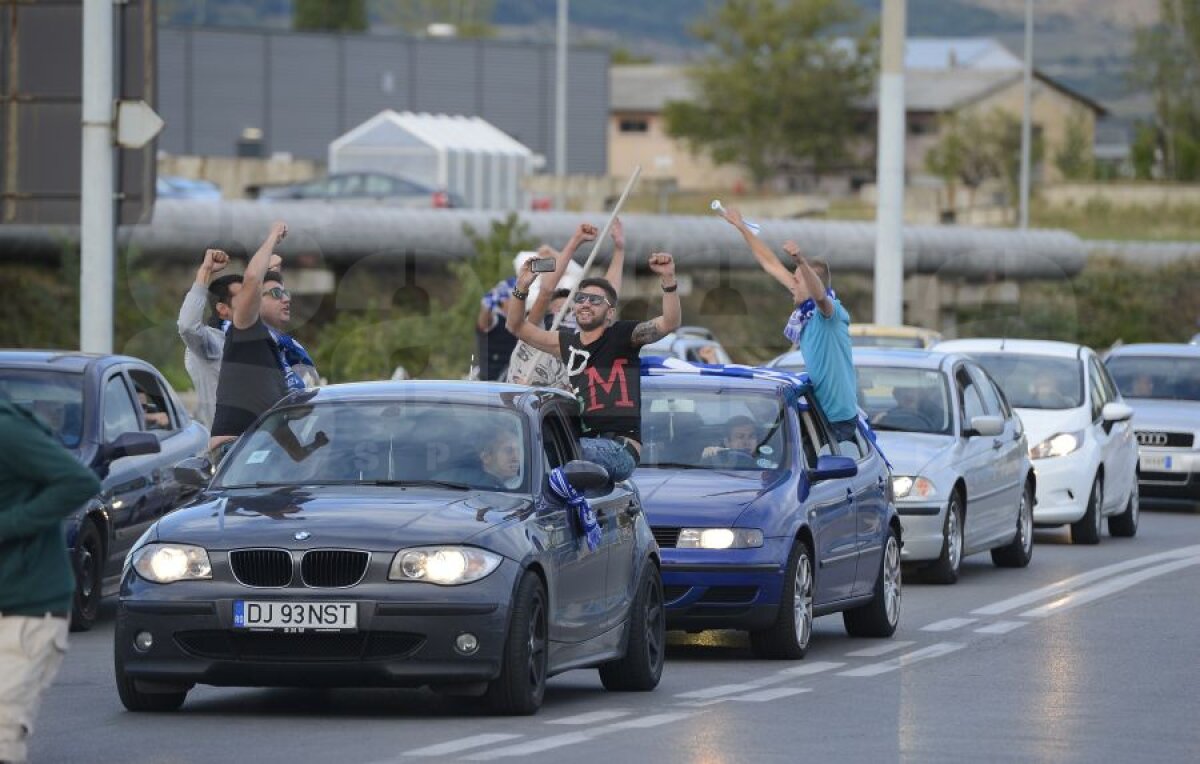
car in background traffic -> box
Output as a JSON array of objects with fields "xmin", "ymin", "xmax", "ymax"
[
  {"xmin": 850, "ymin": 324, "xmax": 944, "ymax": 349},
  {"xmin": 635, "ymin": 368, "xmax": 902, "ymax": 659},
  {"xmin": 935, "ymin": 339, "xmax": 1139, "ymax": 544},
  {"xmin": 855, "ymin": 349, "xmax": 1033, "ymax": 583},
  {"xmin": 256, "ymin": 172, "xmax": 464, "ymax": 208},
  {"xmin": 156, "ymin": 176, "xmax": 222, "ymax": 201},
  {"xmin": 116, "ymin": 382, "xmax": 663, "ymax": 715},
  {"xmin": 1104, "ymin": 343, "xmax": 1200, "ymax": 506},
  {"xmin": 765, "ymin": 347, "xmax": 806, "ymax": 372},
  {"xmin": 0, "ymin": 351, "xmax": 208, "ymax": 630},
  {"xmin": 639, "ymin": 326, "xmax": 732, "ymax": 365}
]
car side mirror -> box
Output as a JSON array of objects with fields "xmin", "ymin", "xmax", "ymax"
[
  {"xmin": 101, "ymin": 431, "xmax": 160, "ymax": 463},
  {"xmin": 809, "ymin": 454, "xmax": 857, "ymax": 482},
  {"xmin": 173, "ymin": 456, "xmax": 214, "ymax": 488},
  {"xmin": 967, "ymin": 415, "xmax": 1005, "ymax": 438},
  {"xmin": 1102, "ymin": 402, "xmax": 1133, "ymax": 422},
  {"xmin": 562, "ymin": 459, "xmax": 611, "ymax": 495}
]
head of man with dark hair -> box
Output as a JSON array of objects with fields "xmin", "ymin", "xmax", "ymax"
[
  {"xmin": 723, "ymin": 415, "xmax": 760, "ymax": 453},
  {"xmin": 258, "ymin": 269, "xmax": 291, "ymax": 331},
  {"xmin": 571, "ymin": 277, "xmax": 619, "ymax": 332},
  {"xmin": 207, "ymin": 274, "xmax": 244, "ymax": 326},
  {"xmin": 478, "ymin": 424, "xmax": 521, "ymax": 486}
]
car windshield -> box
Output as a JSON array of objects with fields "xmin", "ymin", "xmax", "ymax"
[
  {"xmin": 640, "ymin": 388, "xmax": 788, "ymax": 470},
  {"xmin": 971, "ymin": 353, "xmax": 1083, "ymax": 409},
  {"xmin": 0, "ymin": 369, "xmax": 85, "ymax": 448},
  {"xmin": 217, "ymin": 401, "xmax": 530, "ymax": 492},
  {"xmin": 771, "ymin": 353, "xmax": 806, "ymax": 373},
  {"xmin": 1106, "ymin": 356, "xmax": 1200, "ymax": 401},
  {"xmin": 857, "ymin": 367, "xmax": 953, "ymax": 435},
  {"xmin": 851, "ymin": 335, "xmax": 926, "ymax": 349}
]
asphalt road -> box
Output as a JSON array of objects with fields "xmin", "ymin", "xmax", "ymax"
[{"xmin": 33, "ymin": 505, "xmax": 1200, "ymax": 764}]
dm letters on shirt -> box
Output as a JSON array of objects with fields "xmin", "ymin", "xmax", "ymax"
[{"xmin": 566, "ymin": 347, "xmax": 634, "ymax": 413}]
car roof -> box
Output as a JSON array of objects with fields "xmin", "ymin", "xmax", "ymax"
[
  {"xmin": 849, "ymin": 323, "xmax": 941, "ymax": 339},
  {"xmin": 1105, "ymin": 343, "xmax": 1200, "ymax": 359},
  {"xmin": 299, "ymin": 380, "xmax": 570, "ymax": 408},
  {"xmin": 934, "ymin": 338, "xmax": 1085, "ymax": 359},
  {"xmin": 768, "ymin": 349, "xmax": 806, "ymax": 367},
  {"xmin": 851, "ymin": 348, "xmax": 960, "ymax": 370},
  {"xmin": 0, "ymin": 349, "xmax": 131, "ymax": 373},
  {"xmin": 641, "ymin": 372, "xmax": 799, "ymax": 395}
]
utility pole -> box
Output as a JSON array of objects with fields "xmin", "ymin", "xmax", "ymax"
[
  {"xmin": 1018, "ymin": 0, "xmax": 1034, "ymax": 229},
  {"xmin": 555, "ymin": 0, "xmax": 568, "ymax": 208},
  {"xmin": 873, "ymin": 0, "xmax": 906, "ymax": 326},
  {"xmin": 80, "ymin": 0, "xmax": 115, "ymax": 353}
]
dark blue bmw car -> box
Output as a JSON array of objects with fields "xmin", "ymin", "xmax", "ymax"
[{"xmin": 636, "ymin": 369, "xmax": 901, "ymax": 659}]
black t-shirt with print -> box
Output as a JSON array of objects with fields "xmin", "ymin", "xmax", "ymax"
[
  {"xmin": 559, "ymin": 320, "xmax": 642, "ymax": 443},
  {"xmin": 211, "ymin": 318, "xmax": 289, "ymax": 438}
]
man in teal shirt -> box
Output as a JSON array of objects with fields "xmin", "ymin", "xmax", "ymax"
[
  {"xmin": 0, "ymin": 397, "xmax": 101, "ymax": 763},
  {"xmin": 722, "ymin": 208, "xmax": 860, "ymax": 443}
]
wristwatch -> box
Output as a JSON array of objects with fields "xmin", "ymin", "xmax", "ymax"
[
  {"xmin": 511, "ymin": 287, "xmax": 529, "ymax": 301},
  {"xmin": 661, "ymin": 282, "xmax": 678, "ymax": 293}
]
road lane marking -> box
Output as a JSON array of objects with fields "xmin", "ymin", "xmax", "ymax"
[
  {"xmin": 972, "ymin": 544, "xmax": 1200, "ymax": 616},
  {"xmin": 921, "ymin": 617, "xmax": 977, "ymax": 632},
  {"xmin": 845, "ymin": 641, "xmax": 915, "ymax": 658},
  {"xmin": 777, "ymin": 660, "xmax": 846, "ymax": 677},
  {"xmin": 463, "ymin": 713, "xmax": 695, "ymax": 760},
  {"xmin": 674, "ymin": 661, "xmax": 844, "ymax": 703},
  {"xmin": 837, "ymin": 642, "xmax": 965, "ymax": 677},
  {"xmin": 974, "ymin": 620, "xmax": 1028, "ymax": 635},
  {"xmin": 676, "ymin": 683, "xmax": 760, "ymax": 700},
  {"xmin": 402, "ymin": 734, "xmax": 523, "ymax": 757},
  {"xmin": 1020, "ymin": 555, "xmax": 1200, "ymax": 619},
  {"xmin": 731, "ymin": 687, "xmax": 811, "ymax": 702},
  {"xmin": 546, "ymin": 709, "xmax": 633, "ymax": 725}
]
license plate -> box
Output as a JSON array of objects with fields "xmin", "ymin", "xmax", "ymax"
[
  {"xmin": 1140, "ymin": 453, "xmax": 1175, "ymax": 472},
  {"xmin": 233, "ymin": 601, "xmax": 357, "ymax": 631}
]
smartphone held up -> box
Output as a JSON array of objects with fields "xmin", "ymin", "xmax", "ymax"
[{"xmin": 531, "ymin": 257, "xmax": 557, "ymax": 273}]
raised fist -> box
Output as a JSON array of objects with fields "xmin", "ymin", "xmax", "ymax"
[
  {"xmin": 648, "ymin": 252, "xmax": 675, "ymax": 278},
  {"xmin": 269, "ymin": 221, "xmax": 288, "ymax": 243},
  {"xmin": 782, "ymin": 240, "xmax": 804, "ymax": 263},
  {"xmin": 202, "ymin": 249, "xmax": 229, "ymax": 274},
  {"xmin": 576, "ymin": 222, "xmax": 598, "ymax": 242}
]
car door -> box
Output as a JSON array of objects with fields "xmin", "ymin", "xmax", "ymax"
[
  {"xmin": 1096, "ymin": 360, "xmax": 1137, "ymax": 507},
  {"xmin": 799, "ymin": 400, "xmax": 858, "ymax": 602},
  {"xmin": 127, "ymin": 367, "xmax": 192, "ymax": 516},
  {"xmin": 97, "ymin": 371, "xmax": 160, "ymax": 579},
  {"xmin": 953, "ymin": 364, "xmax": 997, "ymax": 551},
  {"xmin": 1087, "ymin": 354, "xmax": 1132, "ymax": 513},
  {"xmin": 968, "ymin": 363, "xmax": 1025, "ymax": 545},
  {"xmin": 846, "ymin": 426, "xmax": 889, "ymax": 598},
  {"xmin": 539, "ymin": 408, "xmax": 609, "ymax": 643}
]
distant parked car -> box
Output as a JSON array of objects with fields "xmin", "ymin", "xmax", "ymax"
[
  {"xmin": 156, "ymin": 176, "xmax": 222, "ymax": 201},
  {"xmin": 935, "ymin": 339, "xmax": 1139, "ymax": 544},
  {"xmin": 0, "ymin": 351, "xmax": 208, "ymax": 630},
  {"xmin": 850, "ymin": 324, "xmax": 944, "ymax": 350},
  {"xmin": 638, "ymin": 326, "xmax": 732, "ymax": 365},
  {"xmin": 1104, "ymin": 343, "xmax": 1200, "ymax": 506},
  {"xmin": 766, "ymin": 348, "xmax": 805, "ymax": 372},
  {"xmin": 854, "ymin": 349, "xmax": 1033, "ymax": 583},
  {"xmin": 257, "ymin": 172, "xmax": 464, "ymax": 208},
  {"xmin": 1190, "ymin": 332, "xmax": 1200, "ymax": 345}
]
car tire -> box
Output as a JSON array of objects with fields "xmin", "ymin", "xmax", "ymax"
[
  {"xmin": 485, "ymin": 572, "xmax": 548, "ymax": 715},
  {"xmin": 925, "ymin": 493, "xmax": 964, "ymax": 585},
  {"xmin": 992, "ymin": 480, "xmax": 1035, "ymax": 568},
  {"xmin": 599, "ymin": 564, "xmax": 665, "ymax": 690},
  {"xmin": 114, "ymin": 657, "xmax": 188, "ymax": 712},
  {"xmin": 750, "ymin": 540, "xmax": 814, "ymax": 659},
  {"xmin": 843, "ymin": 525, "xmax": 901, "ymax": 638},
  {"xmin": 70, "ymin": 518, "xmax": 105, "ymax": 633},
  {"xmin": 1108, "ymin": 481, "xmax": 1139, "ymax": 538},
  {"xmin": 1071, "ymin": 476, "xmax": 1103, "ymax": 545}
]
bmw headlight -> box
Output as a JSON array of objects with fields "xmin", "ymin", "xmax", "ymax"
[
  {"xmin": 892, "ymin": 476, "xmax": 936, "ymax": 500},
  {"xmin": 131, "ymin": 543, "xmax": 212, "ymax": 584},
  {"xmin": 388, "ymin": 546, "xmax": 502, "ymax": 585},
  {"xmin": 676, "ymin": 528, "xmax": 764, "ymax": 550},
  {"xmin": 1029, "ymin": 431, "xmax": 1082, "ymax": 460}
]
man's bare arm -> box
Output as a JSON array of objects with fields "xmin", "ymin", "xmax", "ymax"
[
  {"xmin": 528, "ymin": 223, "xmax": 596, "ymax": 324},
  {"xmin": 631, "ymin": 253, "xmax": 682, "ymax": 347},
  {"xmin": 721, "ymin": 207, "xmax": 793, "ymax": 292},
  {"xmin": 783, "ymin": 240, "xmax": 833, "ymax": 317},
  {"xmin": 232, "ymin": 222, "xmax": 287, "ymax": 329},
  {"xmin": 604, "ymin": 217, "xmax": 626, "ymax": 294},
  {"xmin": 506, "ymin": 260, "xmax": 564, "ymax": 357}
]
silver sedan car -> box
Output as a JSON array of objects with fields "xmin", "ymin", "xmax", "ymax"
[{"xmin": 854, "ymin": 349, "xmax": 1035, "ymax": 584}]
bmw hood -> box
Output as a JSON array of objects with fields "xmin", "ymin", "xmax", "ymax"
[
  {"xmin": 1015, "ymin": 406, "xmax": 1086, "ymax": 448},
  {"xmin": 873, "ymin": 431, "xmax": 956, "ymax": 476},
  {"xmin": 153, "ymin": 486, "xmax": 532, "ymax": 551},
  {"xmin": 633, "ymin": 468, "xmax": 768, "ymax": 526},
  {"xmin": 1125, "ymin": 398, "xmax": 1200, "ymax": 433}
]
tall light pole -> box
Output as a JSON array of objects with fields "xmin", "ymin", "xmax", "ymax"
[
  {"xmin": 873, "ymin": 0, "xmax": 906, "ymax": 326},
  {"xmin": 555, "ymin": 0, "xmax": 568, "ymax": 204},
  {"xmin": 1018, "ymin": 0, "xmax": 1034, "ymax": 229},
  {"xmin": 80, "ymin": 0, "xmax": 115, "ymax": 353}
]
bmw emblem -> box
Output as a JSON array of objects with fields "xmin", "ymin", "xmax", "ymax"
[{"xmin": 294, "ymin": 531, "xmax": 311, "ymax": 541}]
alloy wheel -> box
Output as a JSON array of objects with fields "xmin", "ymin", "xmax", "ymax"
[
  {"xmin": 1092, "ymin": 481, "xmax": 1103, "ymax": 537},
  {"xmin": 883, "ymin": 536, "xmax": 902, "ymax": 626},
  {"xmin": 644, "ymin": 577, "xmax": 665, "ymax": 671},
  {"xmin": 527, "ymin": 592, "xmax": 547, "ymax": 691},
  {"xmin": 947, "ymin": 504, "xmax": 963, "ymax": 573},
  {"xmin": 793, "ymin": 553, "xmax": 814, "ymax": 649},
  {"xmin": 1019, "ymin": 489, "xmax": 1033, "ymax": 556}
]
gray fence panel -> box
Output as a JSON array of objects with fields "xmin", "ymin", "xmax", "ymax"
[
  {"xmin": 157, "ymin": 28, "xmax": 188, "ymax": 155},
  {"xmin": 268, "ymin": 34, "xmax": 341, "ymax": 158},
  {"xmin": 566, "ymin": 49, "xmax": 610, "ymax": 176},
  {"xmin": 343, "ymin": 38, "xmax": 413, "ymax": 129},
  {"xmin": 189, "ymin": 31, "xmax": 267, "ymax": 156},
  {"xmin": 412, "ymin": 40, "xmax": 480, "ymax": 115},
  {"xmin": 480, "ymin": 44, "xmax": 546, "ymax": 158}
]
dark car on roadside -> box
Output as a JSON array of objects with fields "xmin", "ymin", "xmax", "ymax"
[
  {"xmin": 0, "ymin": 351, "xmax": 208, "ymax": 630},
  {"xmin": 256, "ymin": 172, "xmax": 464, "ymax": 208},
  {"xmin": 115, "ymin": 382, "xmax": 663, "ymax": 715},
  {"xmin": 634, "ymin": 368, "xmax": 902, "ymax": 660}
]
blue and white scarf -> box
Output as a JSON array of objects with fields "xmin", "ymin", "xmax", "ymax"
[
  {"xmin": 783, "ymin": 288, "xmax": 837, "ymax": 346},
  {"xmin": 548, "ymin": 467, "xmax": 602, "ymax": 552},
  {"xmin": 481, "ymin": 277, "xmax": 517, "ymax": 314},
  {"xmin": 222, "ymin": 320, "xmax": 317, "ymax": 393}
]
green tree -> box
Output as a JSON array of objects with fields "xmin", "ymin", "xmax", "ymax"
[
  {"xmin": 663, "ymin": 0, "xmax": 876, "ymax": 188},
  {"xmin": 294, "ymin": 0, "xmax": 369, "ymax": 31},
  {"xmin": 374, "ymin": 0, "xmax": 496, "ymax": 37},
  {"xmin": 925, "ymin": 111, "xmax": 1002, "ymax": 211},
  {"xmin": 1054, "ymin": 112, "xmax": 1094, "ymax": 181},
  {"xmin": 989, "ymin": 109, "xmax": 1044, "ymax": 210},
  {"xmin": 1131, "ymin": 121, "xmax": 1159, "ymax": 180},
  {"xmin": 1131, "ymin": 0, "xmax": 1200, "ymax": 181}
]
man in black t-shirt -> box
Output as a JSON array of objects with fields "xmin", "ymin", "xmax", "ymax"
[{"xmin": 507, "ymin": 252, "xmax": 680, "ymax": 481}]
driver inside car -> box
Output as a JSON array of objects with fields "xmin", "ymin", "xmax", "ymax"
[{"xmin": 701, "ymin": 415, "xmax": 760, "ymax": 463}]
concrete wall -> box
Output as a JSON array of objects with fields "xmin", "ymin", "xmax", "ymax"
[
  {"xmin": 1041, "ymin": 182, "xmax": 1200, "ymax": 208},
  {"xmin": 158, "ymin": 155, "xmax": 322, "ymax": 199}
]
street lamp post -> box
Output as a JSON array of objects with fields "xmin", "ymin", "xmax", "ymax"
[
  {"xmin": 1018, "ymin": 0, "xmax": 1034, "ymax": 230},
  {"xmin": 555, "ymin": 0, "xmax": 568, "ymax": 208},
  {"xmin": 873, "ymin": 0, "xmax": 906, "ymax": 326},
  {"xmin": 80, "ymin": 0, "xmax": 115, "ymax": 353}
]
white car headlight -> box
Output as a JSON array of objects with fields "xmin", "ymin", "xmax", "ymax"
[
  {"xmin": 892, "ymin": 476, "xmax": 936, "ymax": 500},
  {"xmin": 388, "ymin": 546, "xmax": 502, "ymax": 585},
  {"xmin": 1029, "ymin": 431, "xmax": 1082, "ymax": 460},
  {"xmin": 131, "ymin": 543, "xmax": 212, "ymax": 584},
  {"xmin": 676, "ymin": 528, "xmax": 764, "ymax": 550}
]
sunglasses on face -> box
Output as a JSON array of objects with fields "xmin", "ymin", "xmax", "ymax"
[
  {"xmin": 573, "ymin": 293, "xmax": 610, "ymax": 307},
  {"xmin": 261, "ymin": 287, "xmax": 291, "ymax": 300}
]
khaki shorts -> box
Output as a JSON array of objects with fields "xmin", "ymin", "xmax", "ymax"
[{"xmin": 0, "ymin": 614, "xmax": 69, "ymax": 763}]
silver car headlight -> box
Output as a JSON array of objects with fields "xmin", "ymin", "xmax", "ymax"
[
  {"xmin": 388, "ymin": 546, "xmax": 502, "ymax": 585},
  {"xmin": 131, "ymin": 543, "xmax": 212, "ymax": 584},
  {"xmin": 1029, "ymin": 431, "xmax": 1083, "ymax": 460},
  {"xmin": 676, "ymin": 528, "xmax": 764, "ymax": 550},
  {"xmin": 892, "ymin": 476, "xmax": 936, "ymax": 500}
]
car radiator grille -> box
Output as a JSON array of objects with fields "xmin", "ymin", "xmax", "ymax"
[
  {"xmin": 175, "ymin": 630, "xmax": 425, "ymax": 662},
  {"xmin": 1136, "ymin": 431, "xmax": 1194, "ymax": 448},
  {"xmin": 302, "ymin": 550, "xmax": 370, "ymax": 588},
  {"xmin": 229, "ymin": 549, "xmax": 293, "ymax": 587},
  {"xmin": 652, "ymin": 527, "xmax": 680, "ymax": 548}
]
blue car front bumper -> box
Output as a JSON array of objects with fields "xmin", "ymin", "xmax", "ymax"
[{"xmin": 660, "ymin": 538, "xmax": 788, "ymax": 632}]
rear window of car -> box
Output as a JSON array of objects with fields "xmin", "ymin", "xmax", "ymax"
[
  {"xmin": 0, "ymin": 369, "xmax": 85, "ymax": 448},
  {"xmin": 971, "ymin": 353, "xmax": 1084, "ymax": 410},
  {"xmin": 1106, "ymin": 355, "xmax": 1200, "ymax": 402}
]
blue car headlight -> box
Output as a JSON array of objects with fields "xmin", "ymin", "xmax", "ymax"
[{"xmin": 677, "ymin": 528, "xmax": 764, "ymax": 550}]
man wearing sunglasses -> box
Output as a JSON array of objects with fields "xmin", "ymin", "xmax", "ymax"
[{"xmin": 507, "ymin": 251, "xmax": 680, "ymax": 482}]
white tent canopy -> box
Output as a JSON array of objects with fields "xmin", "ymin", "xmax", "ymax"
[{"xmin": 329, "ymin": 110, "xmax": 535, "ymax": 211}]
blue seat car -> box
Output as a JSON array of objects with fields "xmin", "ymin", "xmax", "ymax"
[{"xmin": 636, "ymin": 367, "xmax": 901, "ymax": 659}]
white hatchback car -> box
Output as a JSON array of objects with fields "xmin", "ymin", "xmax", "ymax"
[{"xmin": 934, "ymin": 339, "xmax": 1139, "ymax": 544}]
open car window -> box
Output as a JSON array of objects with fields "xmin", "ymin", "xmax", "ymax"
[{"xmin": 640, "ymin": 387, "xmax": 788, "ymax": 470}]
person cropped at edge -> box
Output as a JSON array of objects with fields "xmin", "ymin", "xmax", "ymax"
[
  {"xmin": 720, "ymin": 207, "xmax": 860, "ymax": 443},
  {"xmin": 506, "ymin": 250, "xmax": 681, "ymax": 482},
  {"xmin": 0, "ymin": 397, "xmax": 101, "ymax": 763}
]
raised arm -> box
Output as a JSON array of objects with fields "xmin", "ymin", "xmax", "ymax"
[
  {"xmin": 721, "ymin": 207, "xmax": 793, "ymax": 292},
  {"xmin": 232, "ymin": 221, "xmax": 287, "ymax": 330},
  {"xmin": 506, "ymin": 259, "xmax": 565, "ymax": 357},
  {"xmin": 178, "ymin": 248, "xmax": 228, "ymax": 357},
  {"xmin": 604, "ymin": 216, "xmax": 626, "ymax": 294},
  {"xmin": 527, "ymin": 223, "xmax": 596, "ymax": 324},
  {"xmin": 783, "ymin": 240, "xmax": 832, "ymax": 317},
  {"xmin": 631, "ymin": 253, "xmax": 682, "ymax": 347}
]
